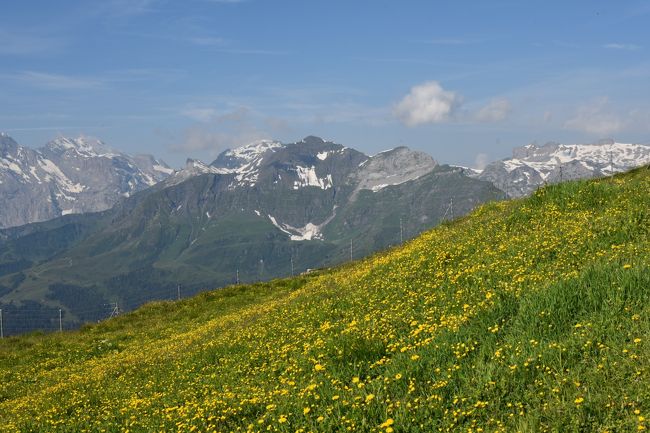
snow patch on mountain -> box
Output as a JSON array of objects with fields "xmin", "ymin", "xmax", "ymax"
[
  {"xmin": 47, "ymin": 136, "xmax": 119, "ymax": 159},
  {"xmin": 38, "ymin": 158, "xmax": 84, "ymax": 193},
  {"xmin": 226, "ymin": 139, "xmax": 283, "ymax": 163},
  {"xmin": 293, "ymin": 166, "xmax": 333, "ymax": 190},
  {"xmin": 267, "ymin": 215, "xmax": 325, "ymax": 241},
  {"xmin": 153, "ymin": 164, "xmax": 174, "ymax": 175}
]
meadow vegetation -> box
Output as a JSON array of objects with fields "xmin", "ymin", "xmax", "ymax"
[{"xmin": 1, "ymin": 167, "xmax": 649, "ymax": 432}]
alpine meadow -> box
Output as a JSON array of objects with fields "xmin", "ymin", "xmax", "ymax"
[{"xmin": 1, "ymin": 166, "xmax": 648, "ymax": 432}]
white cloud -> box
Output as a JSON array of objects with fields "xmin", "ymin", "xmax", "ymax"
[
  {"xmin": 563, "ymin": 97, "xmax": 623, "ymax": 136},
  {"xmin": 394, "ymin": 81, "xmax": 460, "ymax": 126},
  {"xmin": 475, "ymin": 98, "xmax": 511, "ymax": 122},
  {"xmin": 603, "ymin": 43, "xmax": 641, "ymax": 51}
]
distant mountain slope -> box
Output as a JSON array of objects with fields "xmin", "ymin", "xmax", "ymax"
[
  {"xmin": 476, "ymin": 139, "xmax": 650, "ymax": 197},
  {"xmin": 1, "ymin": 166, "xmax": 647, "ymax": 432},
  {"xmin": 0, "ymin": 136, "xmax": 503, "ymax": 331},
  {"xmin": 0, "ymin": 133, "xmax": 172, "ymax": 228}
]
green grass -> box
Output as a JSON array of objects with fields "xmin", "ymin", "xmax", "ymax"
[{"xmin": 0, "ymin": 167, "xmax": 649, "ymax": 432}]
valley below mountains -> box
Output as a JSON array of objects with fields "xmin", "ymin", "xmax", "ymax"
[{"xmin": 1, "ymin": 134, "xmax": 649, "ymax": 334}]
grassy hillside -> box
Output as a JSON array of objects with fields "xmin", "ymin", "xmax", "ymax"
[
  {"xmin": 1, "ymin": 167, "xmax": 649, "ymax": 432},
  {"xmin": 0, "ymin": 166, "xmax": 502, "ymax": 332}
]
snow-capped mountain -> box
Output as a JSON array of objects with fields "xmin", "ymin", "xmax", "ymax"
[
  {"xmin": 154, "ymin": 136, "xmax": 445, "ymax": 243},
  {"xmin": 476, "ymin": 140, "xmax": 650, "ymax": 197},
  {"xmin": 0, "ymin": 133, "xmax": 172, "ymax": 228},
  {"xmin": 168, "ymin": 136, "xmax": 438, "ymax": 194}
]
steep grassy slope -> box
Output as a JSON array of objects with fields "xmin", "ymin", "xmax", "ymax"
[
  {"xmin": 0, "ymin": 165, "xmax": 502, "ymax": 331},
  {"xmin": 1, "ymin": 167, "xmax": 649, "ymax": 432}
]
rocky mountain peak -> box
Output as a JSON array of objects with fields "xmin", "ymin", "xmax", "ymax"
[
  {"xmin": 44, "ymin": 136, "xmax": 117, "ymax": 158},
  {"xmin": 352, "ymin": 146, "xmax": 437, "ymax": 193},
  {"xmin": 0, "ymin": 135, "xmax": 172, "ymax": 228},
  {"xmin": 211, "ymin": 139, "xmax": 283, "ymax": 171},
  {"xmin": 0, "ymin": 133, "xmax": 20, "ymax": 154}
]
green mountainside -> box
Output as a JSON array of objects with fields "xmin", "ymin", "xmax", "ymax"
[
  {"xmin": 1, "ymin": 166, "xmax": 648, "ymax": 432},
  {"xmin": 0, "ymin": 137, "xmax": 503, "ymax": 332}
]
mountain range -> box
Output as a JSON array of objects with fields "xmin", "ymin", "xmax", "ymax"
[
  {"xmin": 0, "ymin": 135, "xmax": 503, "ymax": 332},
  {"xmin": 0, "ymin": 133, "xmax": 172, "ymax": 228},
  {"xmin": 1, "ymin": 133, "xmax": 649, "ymax": 334},
  {"xmin": 474, "ymin": 139, "xmax": 650, "ymax": 197}
]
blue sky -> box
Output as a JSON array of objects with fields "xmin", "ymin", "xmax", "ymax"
[{"xmin": 1, "ymin": 0, "xmax": 650, "ymax": 168}]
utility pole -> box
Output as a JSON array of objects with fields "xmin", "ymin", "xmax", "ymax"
[
  {"xmin": 177, "ymin": 284, "xmax": 181, "ymax": 301},
  {"xmin": 0, "ymin": 309, "xmax": 3, "ymax": 339},
  {"xmin": 109, "ymin": 302, "xmax": 120, "ymax": 319},
  {"xmin": 399, "ymin": 217, "xmax": 403, "ymax": 244},
  {"xmin": 58, "ymin": 309, "xmax": 62, "ymax": 332}
]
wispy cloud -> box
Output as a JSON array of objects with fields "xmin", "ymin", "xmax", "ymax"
[
  {"xmin": 117, "ymin": 30, "xmax": 286, "ymax": 55},
  {"xmin": 99, "ymin": 0, "xmax": 159, "ymax": 17},
  {"xmin": 421, "ymin": 38, "xmax": 474, "ymax": 45},
  {"xmin": 170, "ymin": 106, "xmax": 277, "ymax": 156},
  {"xmin": 181, "ymin": 107, "xmax": 223, "ymax": 122},
  {"xmin": 3, "ymin": 126, "xmax": 111, "ymax": 132},
  {"xmin": 188, "ymin": 36, "xmax": 228, "ymax": 46},
  {"xmin": 564, "ymin": 97, "xmax": 623, "ymax": 136},
  {"xmin": 0, "ymin": 30, "xmax": 65, "ymax": 56},
  {"xmin": 5, "ymin": 71, "xmax": 103, "ymax": 90},
  {"xmin": 603, "ymin": 43, "xmax": 641, "ymax": 51},
  {"xmin": 475, "ymin": 98, "xmax": 512, "ymax": 122},
  {"xmin": 208, "ymin": 48, "xmax": 289, "ymax": 55}
]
